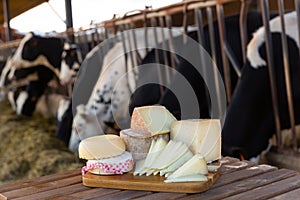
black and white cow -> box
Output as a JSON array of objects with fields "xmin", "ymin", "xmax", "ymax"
[
  {"xmin": 129, "ymin": 11, "xmax": 275, "ymax": 119},
  {"xmin": 69, "ymin": 27, "xmax": 186, "ymax": 152},
  {"xmin": 11, "ymin": 32, "xmax": 82, "ymax": 85},
  {"xmin": 222, "ymin": 11, "xmax": 300, "ymax": 160}
]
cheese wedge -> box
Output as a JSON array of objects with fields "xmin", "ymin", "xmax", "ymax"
[
  {"xmin": 167, "ymin": 154, "xmax": 208, "ymax": 179},
  {"xmin": 143, "ymin": 137, "xmax": 167, "ymax": 168},
  {"xmin": 133, "ymin": 159, "xmax": 145, "ymax": 176},
  {"xmin": 164, "ymin": 174, "xmax": 208, "ymax": 183},
  {"xmin": 131, "ymin": 106, "xmax": 177, "ymax": 137},
  {"xmin": 170, "ymin": 119, "xmax": 221, "ymax": 162},
  {"xmin": 159, "ymin": 150, "xmax": 193, "ymax": 176}
]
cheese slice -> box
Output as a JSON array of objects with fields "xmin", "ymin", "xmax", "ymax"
[
  {"xmin": 159, "ymin": 150, "xmax": 193, "ymax": 176},
  {"xmin": 131, "ymin": 106, "xmax": 177, "ymax": 137},
  {"xmin": 167, "ymin": 154, "xmax": 208, "ymax": 179},
  {"xmin": 170, "ymin": 119, "xmax": 221, "ymax": 162},
  {"xmin": 143, "ymin": 137, "xmax": 167, "ymax": 168},
  {"xmin": 164, "ymin": 174, "xmax": 208, "ymax": 183},
  {"xmin": 133, "ymin": 159, "xmax": 145, "ymax": 176},
  {"xmin": 150, "ymin": 140, "xmax": 189, "ymax": 170}
]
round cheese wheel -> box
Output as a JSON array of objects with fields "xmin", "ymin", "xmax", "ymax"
[
  {"xmin": 79, "ymin": 134, "xmax": 125, "ymax": 160},
  {"xmin": 120, "ymin": 129, "xmax": 169, "ymax": 161},
  {"xmin": 82, "ymin": 151, "xmax": 134, "ymax": 175}
]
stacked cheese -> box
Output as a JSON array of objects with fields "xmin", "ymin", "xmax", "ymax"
[
  {"xmin": 79, "ymin": 135, "xmax": 134, "ymax": 175},
  {"xmin": 120, "ymin": 106, "xmax": 176, "ymax": 160}
]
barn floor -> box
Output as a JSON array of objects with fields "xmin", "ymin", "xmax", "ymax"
[{"xmin": 0, "ymin": 101, "xmax": 83, "ymax": 185}]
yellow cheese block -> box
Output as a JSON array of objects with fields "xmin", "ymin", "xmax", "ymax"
[
  {"xmin": 170, "ymin": 119, "xmax": 221, "ymax": 162},
  {"xmin": 131, "ymin": 106, "xmax": 177, "ymax": 137}
]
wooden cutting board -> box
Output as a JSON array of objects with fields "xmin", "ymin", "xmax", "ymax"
[{"xmin": 82, "ymin": 167, "xmax": 220, "ymax": 193}]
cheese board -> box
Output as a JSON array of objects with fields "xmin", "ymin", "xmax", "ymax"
[{"xmin": 82, "ymin": 164, "xmax": 220, "ymax": 193}]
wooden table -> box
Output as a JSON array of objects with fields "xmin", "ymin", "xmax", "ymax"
[{"xmin": 1, "ymin": 157, "xmax": 300, "ymax": 200}]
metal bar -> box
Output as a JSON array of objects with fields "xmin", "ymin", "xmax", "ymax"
[
  {"xmin": 207, "ymin": 6, "xmax": 222, "ymax": 117},
  {"xmin": 295, "ymin": 0, "xmax": 300, "ymax": 61},
  {"xmin": 216, "ymin": 3, "xmax": 231, "ymax": 102},
  {"xmin": 119, "ymin": 24, "xmax": 133, "ymax": 94},
  {"xmin": 278, "ymin": 0, "xmax": 297, "ymax": 151},
  {"xmin": 224, "ymin": 42, "xmax": 241, "ymax": 77},
  {"xmin": 166, "ymin": 15, "xmax": 179, "ymax": 74},
  {"xmin": 239, "ymin": 0, "xmax": 250, "ymax": 65},
  {"xmin": 125, "ymin": 24, "xmax": 136, "ymax": 67},
  {"xmin": 130, "ymin": 23, "xmax": 142, "ymax": 66},
  {"xmin": 195, "ymin": 9, "xmax": 205, "ymax": 47},
  {"xmin": 260, "ymin": 0, "xmax": 282, "ymax": 149},
  {"xmin": 65, "ymin": 0, "xmax": 74, "ymax": 43},
  {"xmin": 195, "ymin": 8, "xmax": 212, "ymax": 116},
  {"xmin": 159, "ymin": 16, "xmax": 171, "ymax": 85},
  {"xmin": 3, "ymin": 0, "xmax": 12, "ymax": 41},
  {"xmin": 151, "ymin": 18, "xmax": 164, "ymax": 95}
]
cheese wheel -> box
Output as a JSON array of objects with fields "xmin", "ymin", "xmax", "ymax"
[
  {"xmin": 120, "ymin": 129, "xmax": 169, "ymax": 161},
  {"xmin": 82, "ymin": 151, "xmax": 134, "ymax": 175},
  {"xmin": 131, "ymin": 105, "xmax": 176, "ymax": 137},
  {"xmin": 171, "ymin": 119, "xmax": 221, "ymax": 162},
  {"xmin": 78, "ymin": 134, "xmax": 125, "ymax": 160}
]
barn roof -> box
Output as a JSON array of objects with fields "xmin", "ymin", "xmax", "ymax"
[{"xmin": 0, "ymin": 0, "xmax": 48, "ymax": 25}]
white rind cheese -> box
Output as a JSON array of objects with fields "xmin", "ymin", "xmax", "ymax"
[
  {"xmin": 131, "ymin": 106, "xmax": 177, "ymax": 137},
  {"xmin": 167, "ymin": 154, "xmax": 208, "ymax": 179},
  {"xmin": 120, "ymin": 129, "xmax": 169, "ymax": 161},
  {"xmin": 170, "ymin": 119, "xmax": 221, "ymax": 162}
]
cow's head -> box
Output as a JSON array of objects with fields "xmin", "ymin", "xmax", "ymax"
[
  {"xmin": 11, "ymin": 33, "xmax": 62, "ymax": 78},
  {"xmin": 68, "ymin": 104, "xmax": 104, "ymax": 152},
  {"xmin": 60, "ymin": 43, "xmax": 82, "ymax": 85}
]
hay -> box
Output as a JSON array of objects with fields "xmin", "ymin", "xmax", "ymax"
[{"xmin": 0, "ymin": 101, "xmax": 83, "ymax": 184}]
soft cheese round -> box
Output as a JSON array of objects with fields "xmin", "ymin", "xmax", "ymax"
[
  {"xmin": 79, "ymin": 134, "xmax": 125, "ymax": 160},
  {"xmin": 82, "ymin": 151, "xmax": 134, "ymax": 175}
]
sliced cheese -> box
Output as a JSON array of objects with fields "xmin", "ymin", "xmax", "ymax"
[
  {"xmin": 131, "ymin": 105, "xmax": 177, "ymax": 137},
  {"xmin": 168, "ymin": 153, "xmax": 208, "ymax": 179},
  {"xmin": 120, "ymin": 129, "xmax": 169, "ymax": 161},
  {"xmin": 159, "ymin": 150, "xmax": 193, "ymax": 176},
  {"xmin": 164, "ymin": 174, "xmax": 208, "ymax": 183},
  {"xmin": 150, "ymin": 141, "xmax": 188, "ymax": 170},
  {"xmin": 170, "ymin": 119, "xmax": 221, "ymax": 162},
  {"xmin": 133, "ymin": 159, "xmax": 145, "ymax": 176},
  {"xmin": 143, "ymin": 137, "xmax": 167, "ymax": 168}
]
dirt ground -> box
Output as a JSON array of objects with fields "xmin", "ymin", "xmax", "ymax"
[{"xmin": 0, "ymin": 101, "xmax": 83, "ymax": 185}]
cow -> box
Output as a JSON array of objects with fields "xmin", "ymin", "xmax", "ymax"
[
  {"xmin": 129, "ymin": 11, "xmax": 275, "ymax": 119},
  {"xmin": 11, "ymin": 32, "xmax": 82, "ymax": 85},
  {"xmin": 222, "ymin": 11, "xmax": 300, "ymax": 161},
  {"xmin": 2, "ymin": 41, "xmax": 82, "ymax": 116},
  {"xmin": 69, "ymin": 27, "xmax": 187, "ymax": 152}
]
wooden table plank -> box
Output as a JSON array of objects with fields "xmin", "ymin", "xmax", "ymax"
[
  {"xmin": 183, "ymin": 168, "xmax": 298, "ymax": 200},
  {"xmin": 51, "ymin": 188, "xmax": 121, "ymax": 200},
  {"xmin": 219, "ymin": 157, "xmax": 240, "ymax": 165},
  {"xmin": 270, "ymin": 187, "xmax": 300, "ymax": 200},
  {"xmin": 0, "ymin": 169, "xmax": 81, "ymax": 193},
  {"xmin": 220, "ymin": 160, "xmax": 257, "ymax": 175},
  {"xmin": 133, "ymin": 192, "xmax": 188, "ymax": 200},
  {"xmin": 213, "ymin": 164, "xmax": 277, "ymax": 188},
  {"xmin": 1, "ymin": 175, "xmax": 82, "ymax": 199},
  {"xmin": 13, "ymin": 183, "xmax": 89, "ymax": 200},
  {"xmin": 85, "ymin": 190, "xmax": 153, "ymax": 200},
  {"xmin": 223, "ymin": 175, "xmax": 300, "ymax": 200}
]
